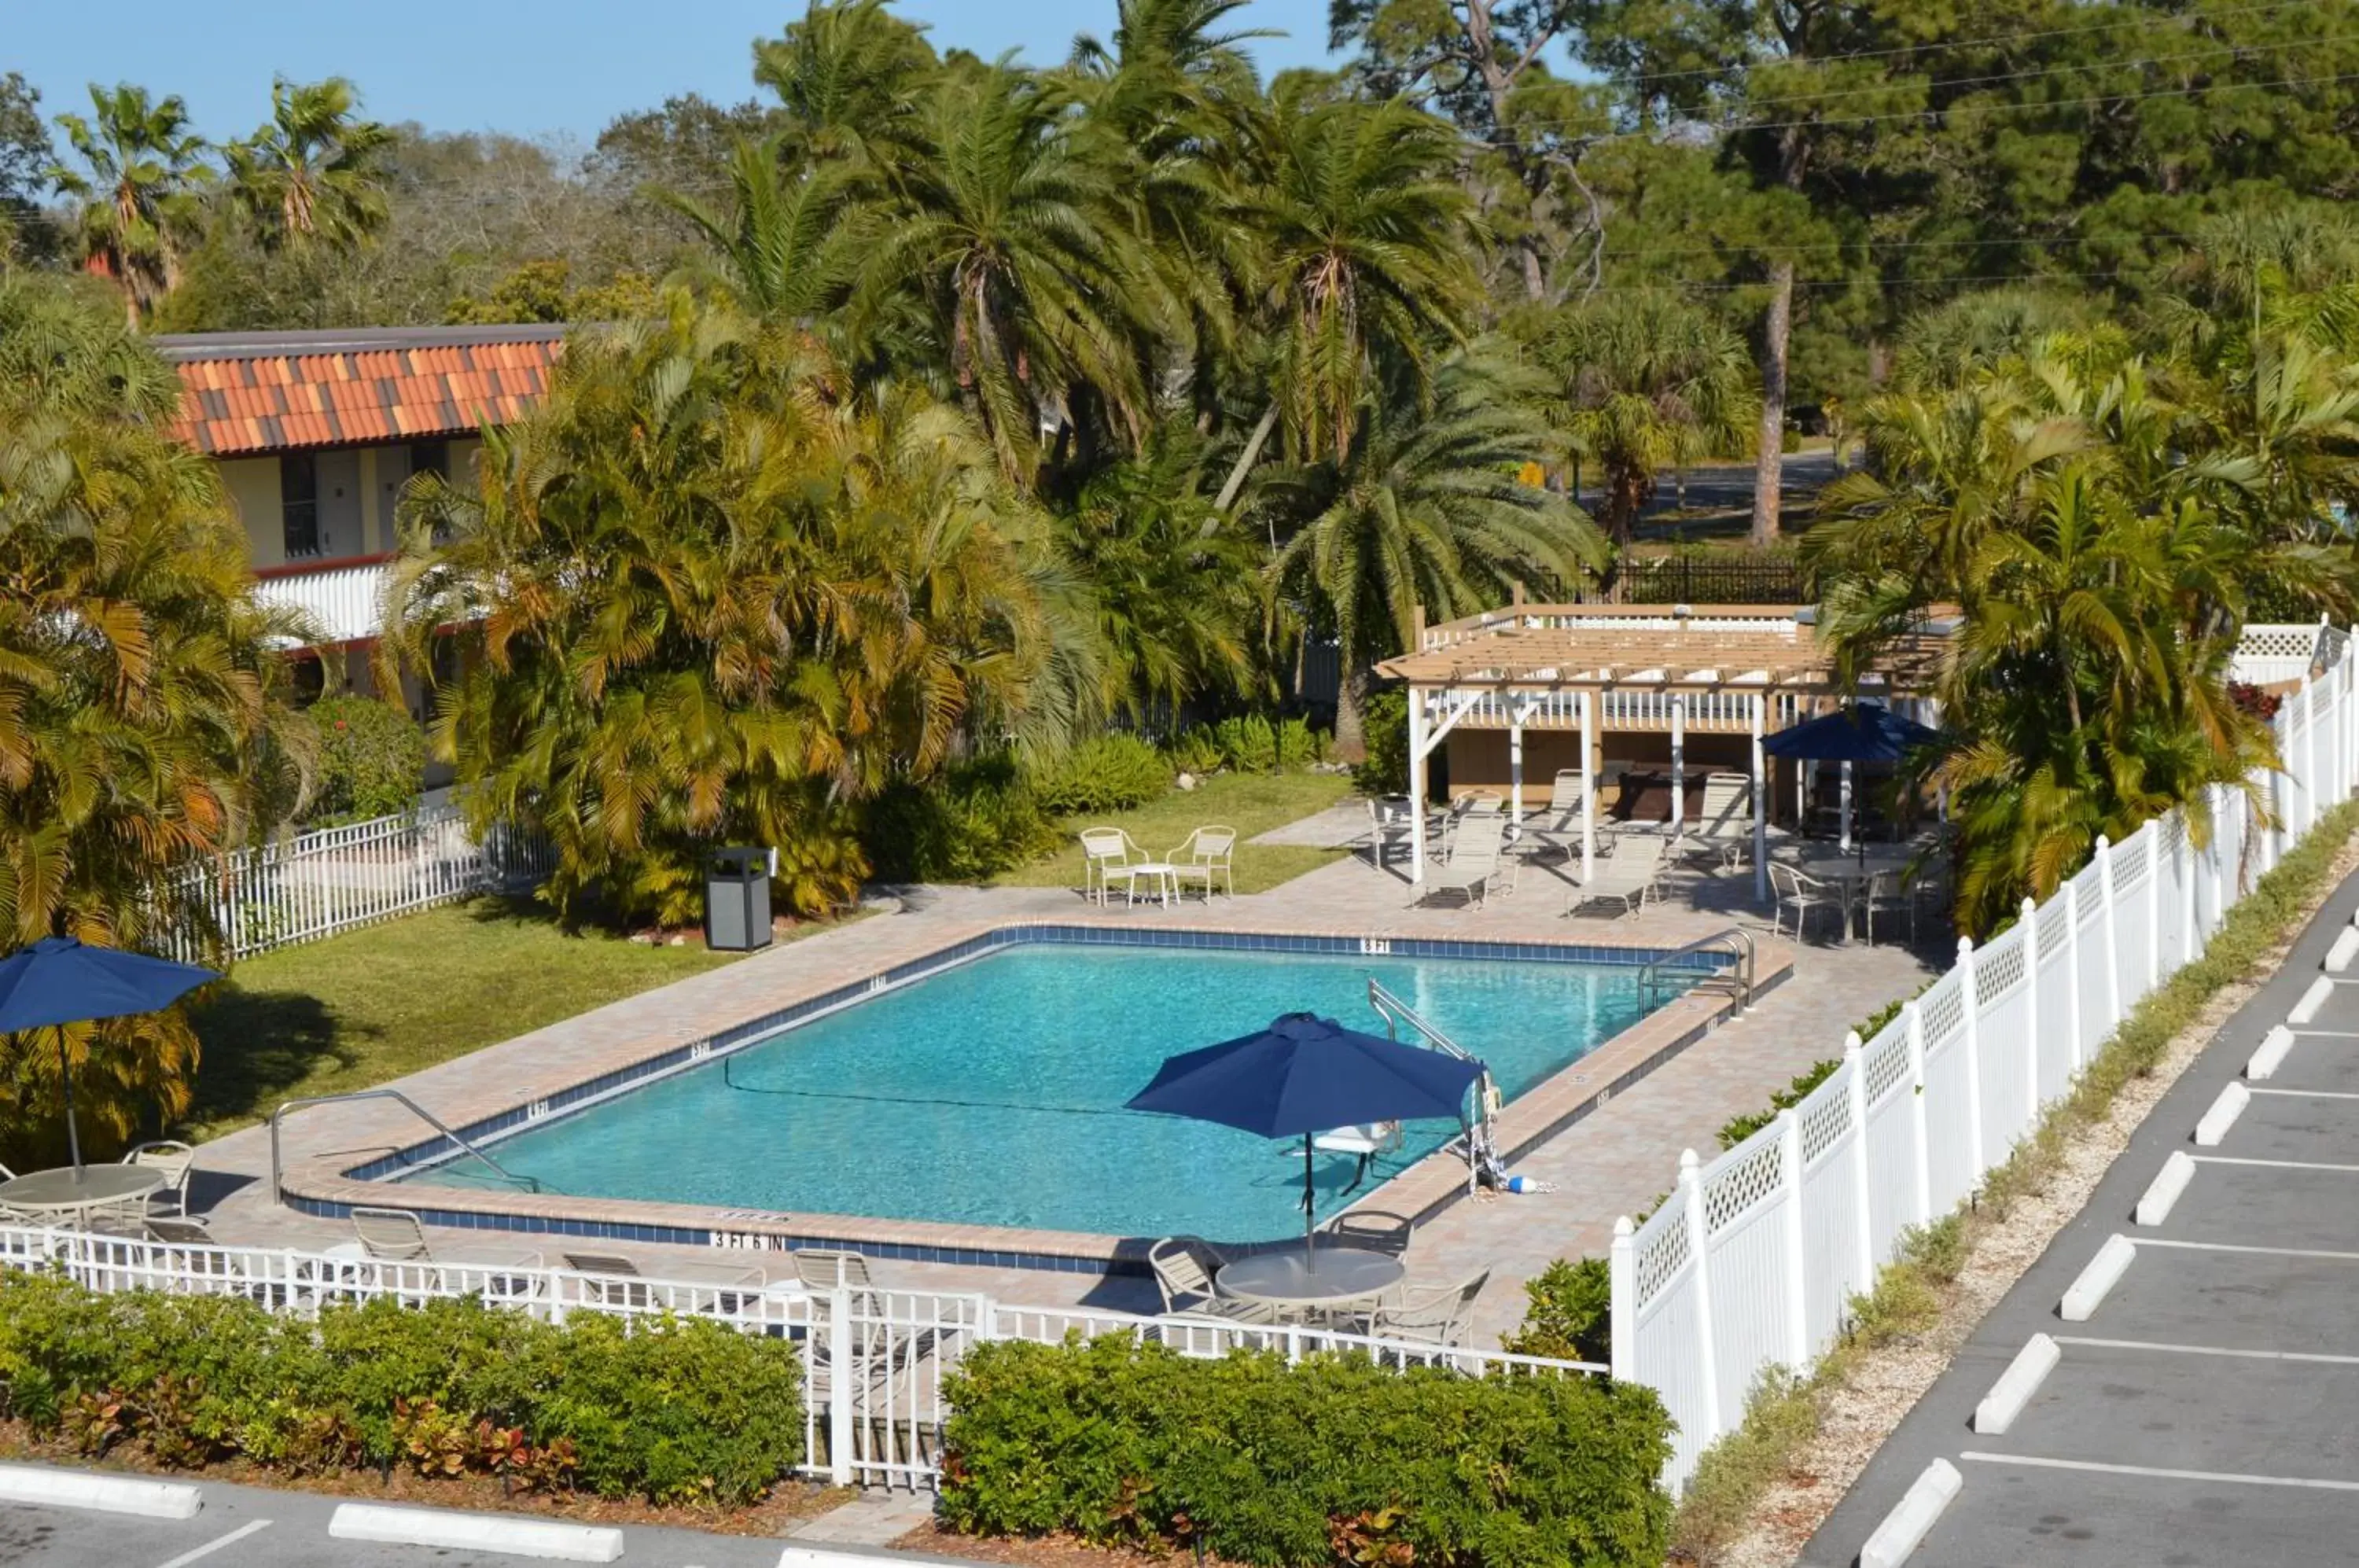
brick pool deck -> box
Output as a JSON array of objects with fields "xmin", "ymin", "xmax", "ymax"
[{"xmin": 191, "ymin": 841, "xmax": 1939, "ymax": 1345}]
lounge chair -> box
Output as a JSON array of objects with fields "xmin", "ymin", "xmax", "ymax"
[
  {"xmin": 1166, "ymin": 826, "xmax": 1236, "ymax": 901},
  {"xmin": 1366, "ymin": 797, "xmax": 1415, "ymax": 870},
  {"xmin": 1411, "ymin": 814, "xmax": 1505, "ymax": 908},
  {"xmin": 123, "ymin": 1140, "xmax": 196, "ymax": 1217},
  {"xmin": 1678, "ymin": 774, "xmax": 1754, "ymax": 869},
  {"xmin": 563, "ymin": 1250, "xmax": 766, "ymax": 1311},
  {"xmin": 1374, "ymin": 1269, "xmax": 1489, "ymax": 1347},
  {"xmin": 1148, "ymin": 1236, "xmax": 1275, "ymax": 1324},
  {"xmin": 349, "ymin": 1206, "xmax": 544, "ymax": 1283},
  {"xmin": 1312, "ymin": 1123, "xmax": 1404, "ymax": 1190},
  {"xmin": 1564, "ymin": 836, "xmax": 1664, "ymax": 918},
  {"xmin": 1325, "ymin": 1209, "xmax": 1412, "ymax": 1257},
  {"xmin": 791, "ymin": 1247, "xmax": 876, "ymax": 1293}
]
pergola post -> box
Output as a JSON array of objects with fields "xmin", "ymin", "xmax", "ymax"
[
  {"xmin": 1407, "ymin": 688, "xmax": 1429, "ymax": 883},
  {"xmin": 1669, "ymin": 693, "xmax": 1687, "ymax": 837},
  {"xmin": 1750, "ymin": 691, "xmax": 1768, "ymax": 903},
  {"xmin": 1508, "ymin": 698, "xmax": 1529, "ymax": 829},
  {"xmin": 1580, "ymin": 687, "xmax": 1597, "ymax": 883},
  {"xmin": 1839, "ymin": 759, "xmax": 1854, "ymax": 851}
]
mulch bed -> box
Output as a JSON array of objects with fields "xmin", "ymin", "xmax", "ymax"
[{"xmin": 897, "ymin": 1520, "xmax": 1252, "ymax": 1568}]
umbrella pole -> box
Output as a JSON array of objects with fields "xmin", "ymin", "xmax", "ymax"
[
  {"xmin": 1302, "ymin": 1134, "xmax": 1316, "ymax": 1270},
  {"xmin": 57, "ymin": 1027, "xmax": 83, "ymax": 1179}
]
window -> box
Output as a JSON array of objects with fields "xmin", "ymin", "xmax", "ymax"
[
  {"xmin": 288, "ymin": 654, "xmax": 326, "ymax": 709},
  {"xmin": 408, "ymin": 440, "xmax": 449, "ymax": 481},
  {"xmin": 280, "ymin": 455, "xmax": 320, "ymax": 559}
]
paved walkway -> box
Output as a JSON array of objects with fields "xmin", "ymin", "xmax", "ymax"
[
  {"xmin": 1806, "ymin": 870, "xmax": 2359, "ymax": 1566},
  {"xmin": 191, "ymin": 830, "xmax": 1938, "ymax": 1343}
]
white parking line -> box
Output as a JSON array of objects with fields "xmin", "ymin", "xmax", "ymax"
[
  {"xmin": 2136, "ymin": 1237, "xmax": 2359, "ymax": 1262},
  {"xmin": 153, "ymin": 1521, "xmax": 273, "ymax": 1568},
  {"xmin": 2247, "ymin": 1086, "xmax": 2359, "ymax": 1099},
  {"xmin": 2192, "ymin": 1154, "xmax": 2359, "ymax": 1172},
  {"xmin": 1959, "ymin": 1451, "xmax": 2359, "ymax": 1493},
  {"xmin": 2053, "ymin": 1334, "xmax": 2359, "ymax": 1367},
  {"xmin": 2287, "ymin": 1029, "xmax": 2359, "ymax": 1037}
]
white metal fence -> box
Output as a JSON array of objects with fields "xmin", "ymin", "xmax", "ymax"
[
  {"xmin": 1613, "ymin": 640, "xmax": 2359, "ymax": 1490},
  {"xmin": 162, "ymin": 804, "xmax": 554, "ymax": 963},
  {"xmin": 0, "ymin": 1224, "xmax": 1596, "ymax": 1489}
]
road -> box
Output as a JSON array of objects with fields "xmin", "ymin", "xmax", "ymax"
[
  {"xmin": 1572, "ymin": 449, "xmax": 1841, "ymax": 532},
  {"xmin": 0, "ymin": 1470, "xmax": 826, "ymax": 1568},
  {"xmin": 1802, "ymin": 866, "xmax": 2359, "ymax": 1566}
]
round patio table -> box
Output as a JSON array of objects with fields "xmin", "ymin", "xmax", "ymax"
[
  {"xmin": 0, "ymin": 1165, "xmax": 162, "ymax": 1220},
  {"xmin": 1216, "ymin": 1246, "xmax": 1406, "ymax": 1312}
]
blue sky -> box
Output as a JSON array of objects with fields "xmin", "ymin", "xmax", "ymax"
[{"xmin": 11, "ymin": 0, "xmax": 1340, "ymax": 149}]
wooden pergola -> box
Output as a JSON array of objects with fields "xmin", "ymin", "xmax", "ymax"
[{"xmin": 1375, "ymin": 603, "xmax": 1950, "ymax": 900}]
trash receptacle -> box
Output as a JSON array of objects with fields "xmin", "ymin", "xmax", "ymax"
[{"xmin": 705, "ymin": 847, "xmax": 774, "ymax": 952}]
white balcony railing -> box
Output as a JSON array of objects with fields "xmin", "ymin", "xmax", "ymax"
[{"xmin": 252, "ymin": 556, "xmax": 391, "ymax": 645}]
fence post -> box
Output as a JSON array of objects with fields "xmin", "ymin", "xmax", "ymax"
[
  {"xmin": 2143, "ymin": 818, "xmax": 2162, "ymax": 993},
  {"xmin": 2096, "ymin": 834, "xmax": 2123, "ymax": 1029},
  {"xmin": 2179, "ymin": 810, "xmax": 2197, "ymax": 964},
  {"xmin": 1905, "ymin": 1003, "xmax": 1933, "ymax": 1223},
  {"xmin": 1608, "ymin": 1216, "xmax": 1636, "ymax": 1380},
  {"xmin": 2020, "ymin": 896, "xmax": 2042, "ymax": 1124},
  {"xmin": 1842, "ymin": 1032, "xmax": 1875, "ymax": 1290},
  {"xmin": 1680, "ymin": 1148, "xmax": 1724, "ymax": 1438},
  {"xmin": 2209, "ymin": 783, "xmax": 2228, "ymax": 939},
  {"xmin": 2063, "ymin": 876, "xmax": 2085, "ymax": 1069},
  {"xmin": 2307, "ymin": 678, "xmax": 2322, "ymax": 834},
  {"xmin": 828, "ymin": 1285, "xmax": 856, "ymax": 1486},
  {"xmin": 1958, "ymin": 937, "xmax": 1985, "ymax": 1179},
  {"xmin": 1778, "ymin": 1110, "xmax": 1810, "ymax": 1367}
]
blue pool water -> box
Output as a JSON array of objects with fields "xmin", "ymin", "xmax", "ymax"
[{"xmin": 403, "ymin": 944, "xmax": 1683, "ymax": 1239}]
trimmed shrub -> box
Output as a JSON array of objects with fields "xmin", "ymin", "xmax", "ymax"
[
  {"xmin": 1030, "ymin": 734, "xmax": 1172, "ymax": 816},
  {"xmin": 1212, "ymin": 714, "xmax": 1278, "ymax": 774},
  {"xmin": 864, "ymin": 755, "xmax": 1058, "ymax": 882},
  {"xmin": 305, "ymin": 695, "xmax": 425, "ymax": 826},
  {"xmin": 0, "ymin": 1274, "xmax": 803, "ymax": 1504},
  {"xmin": 1500, "ymin": 1257, "xmax": 1612, "ymax": 1366},
  {"xmin": 1275, "ymin": 716, "xmax": 1327, "ymax": 771},
  {"xmin": 940, "ymin": 1334, "xmax": 1673, "ymax": 1568}
]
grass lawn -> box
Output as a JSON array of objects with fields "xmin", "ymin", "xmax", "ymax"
[
  {"xmin": 990, "ymin": 770, "xmax": 1356, "ymax": 896},
  {"xmin": 180, "ymin": 899, "xmax": 847, "ymax": 1143}
]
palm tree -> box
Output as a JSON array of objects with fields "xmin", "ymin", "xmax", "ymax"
[
  {"xmin": 1263, "ymin": 352, "xmax": 1606, "ymax": 753},
  {"xmin": 381, "ymin": 293, "xmax": 1082, "ymax": 926},
  {"xmin": 657, "ymin": 133, "xmax": 862, "ymax": 323},
  {"xmin": 1216, "ymin": 90, "xmax": 1480, "ymax": 506},
  {"xmin": 45, "ymin": 83, "xmax": 212, "ymax": 327},
  {"xmin": 853, "ymin": 68, "xmax": 1169, "ymax": 481},
  {"xmin": 753, "ymin": 0, "xmax": 937, "ymax": 179},
  {"xmin": 0, "ymin": 273, "xmax": 311, "ymax": 1163},
  {"xmin": 1544, "ymin": 291, "xmax": 1758, "ymax": 546},
  {"xmin": 223, "ymin": 76, "xmax": 394, "ymax": 253},
  {"xmin": 1811, "ymin": 355, "xmax": 2274, "ymax": 932}
]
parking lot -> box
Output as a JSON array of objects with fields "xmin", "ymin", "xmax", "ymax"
[{"xmin": 1806, "ymin": 872, "xmax": 2359, "ymax": 1566}]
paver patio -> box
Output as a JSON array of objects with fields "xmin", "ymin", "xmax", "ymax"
[{"xmin": 189, "ymin": 822, "xmax": 1939, "ymax": 1344}]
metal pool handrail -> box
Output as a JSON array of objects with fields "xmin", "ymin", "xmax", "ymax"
[
  {"xmin": 270, "ymin": 1088, "xmax": 541, "ymax": 1206},
  {"xmin": 1636, "ymin": 926, "xmax": 1756, "ymax": 1010}
]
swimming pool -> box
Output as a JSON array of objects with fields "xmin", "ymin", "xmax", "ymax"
[{"xmin": 399, "ymin": 943, "xmax": 1690, "ymax": 1240}]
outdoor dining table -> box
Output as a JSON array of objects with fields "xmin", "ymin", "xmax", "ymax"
[
  {"xmin": 1216, "ymin": 1244, "xmax": 1407, "ymax": 1320},
  {"xmin": 1789, "ymin": 850, "xmax": 1916, "ymax": 944},
  {"xmin": 0, "ymin": 1165, "xmax": 163, "ymax": 1222}
]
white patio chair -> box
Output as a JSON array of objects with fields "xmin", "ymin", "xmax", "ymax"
[
  {"xmin": 1769, "ymin": 862, "xmax": 1841, "ymax": 942},
  {"xmin": 349, "ymin": 1205, "xmax": 545, "ymax": 1289},
  {"xmin": 1409, "ymin": 813, "xmax": 1505, "ymax": 908},
  {"xmin": 1324, "ymin": 1209, "xmax": 1412, "ymax": 1257},
  {"xmin": 1166, "ymin": 826, "xmax": 1237, "ymax": 901},
  {"xmin": 1564, "ymin": 836, "xmax": 1664, "ymax": 918},
  {"xmin": 1078, "ymin": 826, "xmax": 1148, "ymax": 907},
  {"xmin": 1148, "ymin": 1236, "xmax": 1275, "ymax": 1324},
  {"xmin": 123, "ymin": 1140, "xmax": 195, "ymax": 1218},
  {"xmin": 1374, "ymin": 1270, "xmax": 1489, "ymax": 1347},
  {"xmin": 1860, "ymin": 868, "xmax": 1912, "ymax": 946}
]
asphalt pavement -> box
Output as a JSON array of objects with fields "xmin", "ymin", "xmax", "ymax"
[
  {"xmin": 1802, "ymin": 864, "xmax": 2359, "ymax": 1566},
  {"xmin": 0, "ymin": 1470, "xmax": 809, "ymax": 1567}
]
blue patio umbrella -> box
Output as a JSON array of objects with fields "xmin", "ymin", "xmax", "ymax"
[
  {"xmin": 1761, "ymin": 703, "xmax": 1943, "ymax": 763},
  {"xmin": 1126, "ymin": 1012, "xmax": 1485, "ymax": 1260},
  {"xmin": 0, "ymin": 937, "xmax": 219, "ymax": 1176}
]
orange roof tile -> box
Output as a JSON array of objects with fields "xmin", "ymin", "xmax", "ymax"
[{"xmin": 156, "ymin": 325, "xmax": 568, "ymax": 457}]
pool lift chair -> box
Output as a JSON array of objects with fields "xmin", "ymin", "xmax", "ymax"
[{"xmin": 1360, "ymin": 980, "xmax": 1505, "ymax": 1198}]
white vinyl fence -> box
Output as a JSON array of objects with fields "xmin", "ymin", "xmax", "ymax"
[
  {"xmin": 163, "ymin": 804, "xmax": 554, "ymax": 963},
  {"xmin": 1614, "ymin": 639, "xmax": 2359, "ymax": 1490},
  {"xmin": 0, "ymin": 1224, "xmax": 1596, "ymax": 1489}
]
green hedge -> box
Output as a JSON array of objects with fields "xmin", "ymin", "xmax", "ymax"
[
  {"xmin": 1030, "ymin": 734, "xmax": 1173, "ymax": 815},
  {"xmin": 864, "ymin": 754, "xmax": 1058, "ymax": 882},
  {"xmin": 0, "ymin": 1274, "xmax": 803, "ymax": 1504},
  {"xmin": 940, "ymin": 1335, "xmax": 1673, "ymax": 1568}
]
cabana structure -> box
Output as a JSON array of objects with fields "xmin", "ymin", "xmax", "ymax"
[{"xmin": 1375, "ymin": 602, "xmax": 1952, "ymax": 900}]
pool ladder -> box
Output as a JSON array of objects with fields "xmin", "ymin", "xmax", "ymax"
[
  {"xmin": 1636, "ymin": 926, "xmax": 1757, "ymax": 1010},
  {"xmin": 1365, "ymin": 979, "xmax": 1502, "ymax": 1180},
  {"xmin": 270, "ymin": 1088, "xmax": 542, "ymax": 1208}
]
